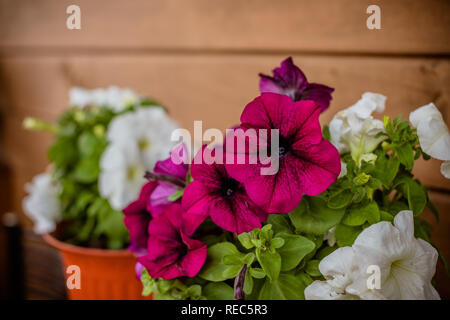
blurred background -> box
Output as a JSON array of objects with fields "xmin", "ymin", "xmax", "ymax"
[{"xmin": 0, "ymin": 0, "xmax": 449, "ymax": 299}]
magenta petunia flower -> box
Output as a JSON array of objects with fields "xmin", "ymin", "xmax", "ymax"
[
  {"xmin": 146, "ymin": 143, "xmax": 189, "ymax": 217},
  {"xmin": 226, "ymin": 93, "xmax": 341, "ymax": 213},
  {"xmin": 259, "ymin": 57, "xmax": 334, "ymax": 112},
  {"xmin": 123, "ymin": 181, "xmax": 157, "ymax": 254},
  {"xmin": 182, "ymin": 145, "xmax": 268, "ymax": 234},
  {"xmin": 138, "ymin": 204, "xmax": 207, "ymax": 279}
]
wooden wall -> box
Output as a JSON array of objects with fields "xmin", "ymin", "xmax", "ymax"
[{"xmin": 0, "ymin": 0, "xmax": 449, "ymax": 299}]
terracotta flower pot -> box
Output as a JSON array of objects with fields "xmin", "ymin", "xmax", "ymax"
[{"xmin": 43, "ymin": 233, "xmax": 151, "ymax": 300}]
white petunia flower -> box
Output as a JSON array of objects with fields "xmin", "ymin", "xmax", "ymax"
[
  {"xmin": 329, "ymin": 92, "xmax": 387, "ymax": 165},
  {"xmin": 70, "ymin": 86, "xmax": 141, "ymax": 112},
  {"xmin": 106, "ymin": 107, "xmax": 178, "ymax": 170},
  {"xmin": 22, "ymin": 172, "xmax": 61, "ymax": 234},
  {"xmin": 409, "ymin": 103, "xmax": 450, "ymax": 179},
  {"xmin": 98, "ymin": 107, "xmax": 178, "ymax": 210},
  {"xmin": 99, "ymin": 143, "xmax": 147, "ymax": 210},
  {"xmin": 305, "ymin": 210, "xmax": 440, "ymax": 300}
]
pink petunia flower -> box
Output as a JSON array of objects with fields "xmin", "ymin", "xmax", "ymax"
[
  {"xmin": 259, "ymin": 57, "xmax": 334, "ymax": 112},
  {"xmin": 138, "ymin": 204, "xmax": 207, "ymax": 279},
  {"xmin": 182, "ymin": 145, "xmax": 268, "ymax": 234},
  {"xmin": 123, "ymin": 181, "xmax": 157, "ymax": 254},
  {"xmin": 226, "ymin": 93, "xmax": 341, "ymax": 213}
]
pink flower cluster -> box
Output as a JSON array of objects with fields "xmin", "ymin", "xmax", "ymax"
[{"xmin": 123, "ymin": 58, "xmax": 340, "ymax": 280}]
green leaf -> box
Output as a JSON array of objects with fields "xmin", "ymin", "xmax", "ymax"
[
  {"xmin": 267, "ymin": 214, "xmax": 293, "ymax": 234},
  {"xmin": 342, "ymin": 202, "xmax": 380, "ymax": 226},
  {"xmin": 335, "ymin": 223, "xmax": 362, "ymax": 247},
  {"xmin": 260, "ymin": 224, "xmax": 273, "ymax": 242},
  {"xmin": 78, "ymin": 131, "xmax": 104, "ymax": 157},
  {"xmin": 371, "ymin": 152, "xmax": 400, "ymax": 187},
  {"xmin": 414, "ymin": 217, "xmax": 432, "ymax": 243},
  {"xmin": 395, "ymin": 143, "xmax": 414, "ymax": 170},
  {"xmin": 277, "ymin": 233, "xmax": 315, "ymax": 271},
  {"xmin": 249, "ymin": 268, "xmax": 266, "ymax": 279},
  {"xmin": 238, "ymin": 232, "xmax": 254, "ymax": 249},
  {"xmin": 305, "ymin": 260, "xmax": 321, "ymax": 277},
  {"xmin": 380, "ymin": 210, "xmax": 394, "ymax": 222},
  {"xmin": 394, "ymin": 175, "xmax": 427, "ymax": 215},
  {"xmin": 270, "ymin": 237, "xmax": 285, "ymax": 250},
  {"xmin": 315, "ymin": 245, "xmax": 338, "ymax": 260},
  {"xmin": 289, "ymin": 196, "xmax": 345, "ymax": 235},
  {"xmin": 243, "ymin": 269, "xmax": 254, "ymax": 295},
  {"xmin": 141, "ymin": 269, "xmax": 156, "ymax": 296},
  {"xmin": 202, "ymin": 283, "xmax": 234, "ymax": 300},
  {"xmin": 256, "ymin": 248, "xmax": 281, "ymax": 281},
  {"xmin": 186, "ymin": 285, "xmax": 202, "ymax": 298},
  {"xmin": 322, "ymin": 125, "xmax": 331, "ymax": 141},
  {"xmin": 199, "ymin": 242, "xmax": 244, "ymax": 281},
  {"xmin": 328, "ymin": 189, "xmax": 353, "ymax": 209},
  {"xmin": 242, "ymin": 252, "xmax": 255, "ymax": 265},
  {"xmin": 48, "ymin": 137, "xmax": 78, "ymax": 168},
  {"xmin": 72, "ymin": 158, "xmax": 99, "ymax": 183},
  {"xmin": 258, "ymin": 274, "xmax": 306, "ymax": 300}
]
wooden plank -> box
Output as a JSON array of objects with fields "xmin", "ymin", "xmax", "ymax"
[
  {"xmin": 0, "ymin": 0, "xmax": 449, "ymax": 54},
  {"xmin": 22, "ymin": 229, "xmax": 66, "ymax": 299},
  {"xmin": 1, "ymin": 54, "xmax": 449, "ymax": 190}
]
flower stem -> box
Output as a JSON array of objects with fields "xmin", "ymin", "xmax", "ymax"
[
  {"xmin": 23, "ymin": 117, "xmax": 58, "ymax": 134},
  {"xmin": 144, "ymin": 171, "xmax": 186, "ymax": 188}
]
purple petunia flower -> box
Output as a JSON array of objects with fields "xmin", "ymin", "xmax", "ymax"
[
  {"xmin": 146, "ymin": 143, "xmax": 189, "ymax": 217},
  {"xmin": 138, "ymin": 204, "xmax": 207, "ymax": 279},
  {"xmin": 259, "ymin": 57, "xmax": 334, "ymax": 112},
  {"xmin": 123, "ymin": 181, "xmax": 157, "ymax": 254},
  {"xmin": 182, "ymin": 145, "xmax": 268, "ymax": 234},
  {"xmin": 226, "ymin": 93, "xmax": 341, "ymax": 213}
]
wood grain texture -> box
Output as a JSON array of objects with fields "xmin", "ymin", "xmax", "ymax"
[
  {"xmin": 422, "ymin": 192, "xmax": 450, "ymax": 300},
  {"xmin": 1, "ymin": 54, "xmax": 449, "ymax": 192},
  {"xmin": 0, "ymin": 0, "xmax": 449, "ymax": 54},
  {"xmin": 21, "ymin": 229, "xmax": 66, "ymax": 299}
]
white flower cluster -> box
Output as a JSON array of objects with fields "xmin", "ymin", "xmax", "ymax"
[
  {"xmin": 330, "ymin": 92, "xmax": 386, "ymax": 165},
  {"xmin": 410, "ymin": 103, "xmax": 450, "ymax": 179},
  {"xmin": 70, "ymin": 86, "xmax": 141, "ymax": 112},
  {"xmin": 22, "ymin": 172, "xmax": 61, "ymax": 234},
  {"xmin": 99, "ymin": 107, "xmax": 178, "ymax": 210},
  {"xmin": 305, "ymin": 211, "xmax": 440, "ymax": 300}
]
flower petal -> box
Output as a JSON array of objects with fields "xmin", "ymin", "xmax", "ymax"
[
  {"xmin": 441, "ymin": 160, "xmax": 450, "ymax": 179},
  {"xmin": 409, "ymin": 103, "xmax": 443, "ymax": 129},
  {"xmin": 416, "ymin": 115, "xmax": 450, "ymax": 161},
  {"xmin": 292, "ymin": 139, "xmax": 341, "ymax": 196}
]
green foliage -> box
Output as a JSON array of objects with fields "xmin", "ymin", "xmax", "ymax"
[
  {"xmin": 288, "ymin": 196, "xmax": 345, "ymax": 235},
  {"xmin": 276, "ymin": 233, "xmax": 315, "ymax": 271},
  {"xmin": 199, "ymin": 242, "xmax": 246, "ymax": 281},
  {"xmin": 141, "ymin": 269, "xmax": 208, "ymax": 300},
  {"xmin": 258, "ymin": 274, "xmax": 307, "ymax": 300},
  {"xmin": 41, "ymin": 102, "xmax": 155, "ymax": 249}
]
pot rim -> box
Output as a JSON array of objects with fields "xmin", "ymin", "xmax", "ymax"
[{"xmin": 43, "ymin": 233, "xmax": 135, "ymax": 257}]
